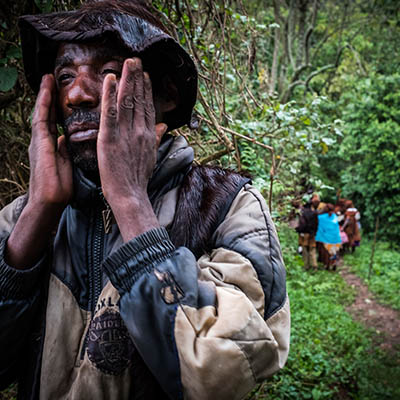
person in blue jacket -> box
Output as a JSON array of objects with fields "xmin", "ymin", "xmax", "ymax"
[{"xmin": 315, "ymin": 204, "xmax": 342, "ymax": 270}]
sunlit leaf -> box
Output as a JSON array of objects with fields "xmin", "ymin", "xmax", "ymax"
[{"xmin": 269, "ymin": 23, "xmax": 280, "ymax": 29}]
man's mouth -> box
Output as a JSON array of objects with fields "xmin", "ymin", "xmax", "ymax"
[{"xmin": 68, "ymin": 123, "xmax": 99, "ymax": 142}]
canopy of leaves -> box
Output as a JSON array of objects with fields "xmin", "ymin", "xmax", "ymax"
[{"xmin": 339, "ymin": 74, "xmax": 400, "ymax": 242}]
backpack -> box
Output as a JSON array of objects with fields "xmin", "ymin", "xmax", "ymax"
[{"xmin": 296, "ymin": 208, "xmax": 318, "ymax": 235}]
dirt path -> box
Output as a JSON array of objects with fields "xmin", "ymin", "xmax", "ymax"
[{"xmin": 339, "ymin": 265, "xmax": 400, "ymax": 352}]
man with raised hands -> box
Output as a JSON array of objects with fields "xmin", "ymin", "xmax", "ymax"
[{"xmin": 0, "ymin": 1, "xmax": 290, "ymax": 399}]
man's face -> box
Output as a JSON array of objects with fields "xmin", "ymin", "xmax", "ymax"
[
  {"xmin": 54, "ymin": 42, "xmax": 176, "ymax": 172},
  {"xmin": 54, "ymin": 42, "xmax": 125, "ymax": 171}
]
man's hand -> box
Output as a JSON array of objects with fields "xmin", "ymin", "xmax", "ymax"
[
  {"xmin": 6, "ymin": 74, "xmax": 73, "ymax": 269},
  {"xmin": 28, "ymin": 74, "xmax": 73, "ymax": 208},
  {"xmin": 98, "ymin": 58, "xmax": 168, "ymax": 241}
]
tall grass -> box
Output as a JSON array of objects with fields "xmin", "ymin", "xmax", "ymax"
[{"xmin": 344, "ymin": 240, "xmax": 400, "ymax": 310}]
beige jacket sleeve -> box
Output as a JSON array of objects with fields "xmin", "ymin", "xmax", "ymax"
[{"xmin": 173, "ymin": 184, "xmax": 290, "ymax": 400}]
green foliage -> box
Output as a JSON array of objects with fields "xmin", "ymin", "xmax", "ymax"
[
  {"xmin": 248, "ymin": 224, "xmax": 400, "ymax": 399},
  {"xmin": 339, "ymin": 74, "xmax": 400, "ymax": 242},
  {"xmin": 0, "ymin": 384, "xmax": 17, "ymax": 400},
  {"xmin": 153, "ymin": 0, "xmax": 341, "ymax": 215},
  {"xmin": 0, "ymin": 45, "xmax": 22, "ymax": 92},
  {"xmin": 344, "ymin": 240, "xmax": 400, "ymax": 311},
  {"xmin": 34, "ymin": 0, "xmax": 53, "ymax": 13},
  {"xmin": 0, "ymin": 67, "xmax": 17, "ymax": 92}
]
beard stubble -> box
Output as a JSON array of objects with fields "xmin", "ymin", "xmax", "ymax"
[{"xmin": 63, "ymin": 110, "xmax": 100, "ymax": 173}]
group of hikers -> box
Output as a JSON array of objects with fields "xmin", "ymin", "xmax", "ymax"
[{"xmin": 296, "ymin": 193, "xmax": 361, "ymax": 271}]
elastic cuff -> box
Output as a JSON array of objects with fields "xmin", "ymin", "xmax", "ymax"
[
  {"xmin": 103, "ymin": 227, "xmax": 176, "ymax": 294},
  {"xmin": 0, "ymin": 236, "xmax": 46, "ymax": 299}
]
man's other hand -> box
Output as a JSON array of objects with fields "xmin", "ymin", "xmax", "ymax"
[
  {"xmin": 6, "ymin": 74, "xmax": 73, "ymax": 269},
  {"xmin": 29, "ymin": 74, "xmax": 73, "ymax": 209},
  {"xmin": 97, "ymin": 58, "xmax": 167, "ymax": 241}
]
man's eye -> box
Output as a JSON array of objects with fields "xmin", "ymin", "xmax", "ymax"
[{"xmin": 57, "ymin": 73, "xmax": 73, "ymax": 83}]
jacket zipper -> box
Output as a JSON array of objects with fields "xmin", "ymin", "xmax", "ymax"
[
  {"xmin": 90, "ymin": 206, "xmax": 105, "ymax": 312},
  {"xmin": 91, "ymin": 189, "xmax": 116, "ymax": 312},
  {"xmin": 101, "ymin": 193, "xmax": 115, "ymax": 234},
  {"xmin": 80, "ymin": 193, "xmax": 105, "ymax": 360}
]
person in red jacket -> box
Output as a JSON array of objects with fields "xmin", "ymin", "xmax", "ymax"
[{"xmin": 343, "ymin": 200, "xmax": 361, "ymax": 252}]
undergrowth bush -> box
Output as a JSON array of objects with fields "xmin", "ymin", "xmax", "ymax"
[
  {"xmin": 248, "ymin": 223, "xmax": 400, "ymax": 399},
  {"xmin": 344, "ymin": 241, "xmax": 400, "ymax": 311}
]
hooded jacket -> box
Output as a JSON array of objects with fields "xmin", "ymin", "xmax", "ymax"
[{"xmin": 0, "ymin": 135, "xmax": 290, "ymax": 400}]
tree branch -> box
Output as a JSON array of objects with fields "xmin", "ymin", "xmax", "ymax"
[
  {"xmin": 199, "ymin": 116, "xmax": 274, "ymax": 153},
  {"xmin": 287, "ymin": 0, "xmax": 296, "ymax": 69},
  {"xmin": 279, "ymin": 79, "xmax": 306, "ymax": 102},
  {"xmin": 305, "ymin": 63, "xmax": 336, "ymax": 88},
  {"xmin": 291, "ymin": 63, "xmax": 312, "ymax": 83},
  {"xmin": 199, "ymin": 148, "xmax": 234, "ymax": 164}
]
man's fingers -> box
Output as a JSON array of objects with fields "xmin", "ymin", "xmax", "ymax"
[
  {"xmin": 100, "ymin": 73, "xmax": 118, "ymax": 142},
  {"xmin": 118, "ymin": 58, "xmax": 138, "ymax": 129},
  {"xmin": 57, "ymin": 135, "xmax": 70, "ymax": 160},
  {"xmin": 32, "ymin": 74, "xmax": 57, "ymax": 138},
  {"xmin": 32, "ymin": 75, "xmax": 52, "ymax": 121},
  {"xmin": 49, "ymin": 79, "xmax": 58, "ymax": 137},
  {"xmin": 118, "ymin": 59, "xmax": 156, "ymax": 136},
  {"xmin": 131, "ymin": 60, "xmax": 146, "ymax": 126},
  {"xmin": 143, "ymin": 72, "xmax": 155, "ymax": 128},
  {"xmin": 155, "ymin": 123, "xmax": 168, "ymax": 148}
]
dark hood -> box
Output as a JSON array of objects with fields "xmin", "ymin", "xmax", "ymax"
[{"xmin": 18, "ymin": 8, "xmax": 197, "ymax": 131}]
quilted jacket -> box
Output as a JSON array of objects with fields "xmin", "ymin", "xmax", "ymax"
[{"xmin": 0, "ymin": 136, "xmax": 290, "ymax": 400}]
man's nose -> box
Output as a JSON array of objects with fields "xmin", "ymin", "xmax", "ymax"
[{"xmin": 66, "ymin": 74, "xmax": 100, "ymax": 110}]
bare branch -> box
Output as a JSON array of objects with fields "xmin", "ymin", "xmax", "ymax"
[
  {"xmin": 200, "ymin": 117, "xmax": 274, "ymax": 153},
  {"xmin": 287, "ymin": 0, "xmax": 296, "ymax": 69},
  {"xmin": 310, "ymin": 0, "xmax": 318, "ymax": 27},
  {"xmin": 199, "ymin": 148, "xmax": 234, "ymax": 164},
  {"xmin": 291, "ymin": 63, "xmax": 312, "ymax": 83},
  {"xmin": 270, "ymin": 21, "xmax": 281, "ymax": 96},
  {"xmin": 295, "ymin": 0, "xmax": 307, "ymax": 67},
  {"xmin": 198, "ymin": 90, "xmax": 233, "ymax": 151},
  {"xmin": 280, "ymin": 79, "xmax": 305, "ymax": 103},
  {"xmin": 305, "ymin": 63, "xmax": 336, "ymax": 88}
]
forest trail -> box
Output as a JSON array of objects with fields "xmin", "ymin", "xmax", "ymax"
[{"xmin": 339, "ymin": 265, "xmax": 400, "ymax": 352}]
